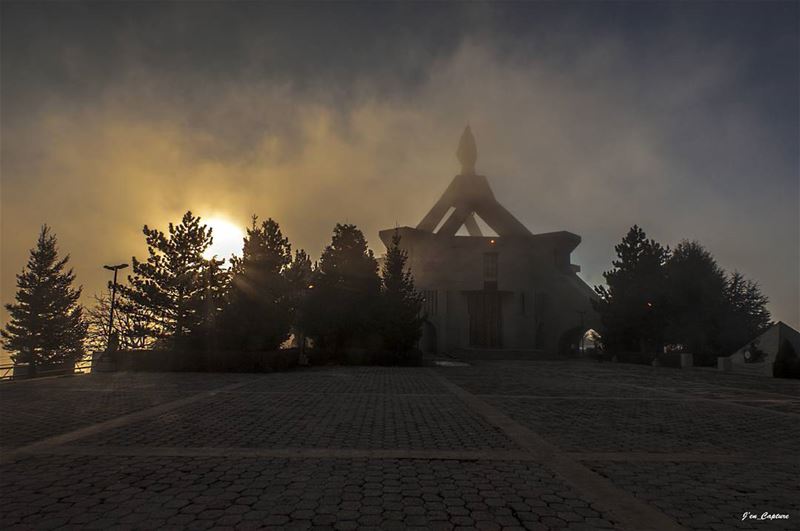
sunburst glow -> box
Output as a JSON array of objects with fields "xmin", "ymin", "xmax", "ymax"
[{"xmin": 203, "ymin": 217, "xmax": 245, "ymax": 261}]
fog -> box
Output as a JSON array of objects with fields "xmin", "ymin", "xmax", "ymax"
[{"xmin": 2, "ymin": 2, "xmax": 797, "ymax": 342}]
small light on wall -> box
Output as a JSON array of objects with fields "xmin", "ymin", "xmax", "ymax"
[{"xmin": 489, "ymin": 239, "xmax": 496, "ymax": 245}]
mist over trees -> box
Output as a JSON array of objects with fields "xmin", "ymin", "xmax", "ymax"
[
  {"xmin": 3, "ymin": 215, "xmax": 775, "ymax": 372},
  {"xmin": 1, "ymin": 226, "xmax": 87, "ymax": 372},
  {"xmin": 595, "ymin": 225, "xmax": 772, "ymax": 364},
  {"xmin": 78, "ymin": 214, "xmax": 424, "ymax": 365}
]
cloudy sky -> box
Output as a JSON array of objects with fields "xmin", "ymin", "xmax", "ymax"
[{"xmin": 1, "ymin": 1, "xmax": 798, "ymax": 332}]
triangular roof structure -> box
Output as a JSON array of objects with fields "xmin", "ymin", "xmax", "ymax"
[
  {"xmin": 775, "ymin": 321, "xmax": 800, "ymax": 345},
  {"xmin": 739, "ymin": 321, "xmax": 800, "ymax": 353},
  {"xmin": 416, "ymin": 126, "xmax": 533, "ymax": 237}
]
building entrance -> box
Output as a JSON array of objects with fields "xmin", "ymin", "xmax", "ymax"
[{"xmin": 467, "ymin": 291, "xmax": 503, "ymax": 347}]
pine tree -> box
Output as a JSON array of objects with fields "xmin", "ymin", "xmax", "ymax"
[
  {"xmin": 664, "ymin": 241, "xmax": 727, "ymax": 359},
  {"xmin": 594, "ymin": 225, "xmax": 670, "ymax": 353},
  {"xmin": 380, "ymin": 231, "xmax": 423, "ymax": 360},
  {"xmin": 285, "ymin": 249, "xmax": 313, "ymax": 296},
  {"xmin": 719, "ymin": 271, "xmax": 771, "ymax": 354},
  {"xmin": 1, "ymin": 225, "xmax": 87, "ymax": 372},
  {"xmin": 301, "ymin": 223, "xmax": 381, "ymax": 352},
  {"xmin": 220, "ymin": 216, "xmax": 292, "ymax": 351},
  {"xmin": 284, "ymin": 248, "xmax": 313, "ymax": 317},
  {"xmin": 283, "ymin": 249, "xmax": 314, "ymax": 351},
  {"xmin": 118, "ymin": 211, "xmax": 225, "ymax": 348},
  {"xmin": 194, "ymin": 255, "xmax": 229, "ymax": 348}
]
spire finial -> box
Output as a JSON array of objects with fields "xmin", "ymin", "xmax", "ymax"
[{"xmin": 456, "ymin": 125, "xmax": 477, "ymax": 175}]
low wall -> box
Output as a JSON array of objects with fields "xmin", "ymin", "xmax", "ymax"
[
  {"xmin": 11, "ymin": 361, "xmax": 77, "ymax": 379},
  {"xmin": 105, "ymin": 347, "xmax": 423, "ymax": 372},
  {"xmin": 110, "ymin": 349, "xmax": 300, "ymax": 373}
]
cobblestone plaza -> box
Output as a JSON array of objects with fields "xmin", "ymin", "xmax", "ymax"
[{"xmin": 1, "ymin": 361, "xmax": 798, "ymax": 530}]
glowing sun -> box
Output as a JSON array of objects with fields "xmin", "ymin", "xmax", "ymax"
[{"xmin": 203, "ymin": 217, "xmax": 245, "ymax": 261}]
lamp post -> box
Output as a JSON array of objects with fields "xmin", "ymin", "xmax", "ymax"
[
  {"xmin": 103, "ymin": 263, "xmax": 129, "ymax": 352},
  {"xmin": 296, "ymin": 283, "xmax": 314, "ymax": 366}
]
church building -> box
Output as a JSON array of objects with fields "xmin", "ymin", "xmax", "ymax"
[{"xmin": 379, "ymin": 127, "xmax": 599, "ymax": 357}]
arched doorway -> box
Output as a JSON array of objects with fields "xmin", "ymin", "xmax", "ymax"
[
  {"xmin": 580, "ymin": 329, "xmax": 602, "ymax": 357},
  {"xmin": 558, "ymin": 327, "xmax": 602, "ymax": 357}
]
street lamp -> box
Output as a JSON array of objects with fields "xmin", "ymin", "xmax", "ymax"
[
  {"xmin": 295, "ymin": 283, "xmax": 315, "ymax": 366},
  {"xmin": 103, "ymin": 263, "xmax": 129, "ymax": 352}
]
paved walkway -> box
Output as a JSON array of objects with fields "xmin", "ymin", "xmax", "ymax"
[{"xmin": 1, "ymin": 361, "xmax": 798, "ymax": 530}]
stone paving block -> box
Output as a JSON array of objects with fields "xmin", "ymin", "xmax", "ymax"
[
  {"xmin": 80, "ymin": 392, "xmax": 518, "ymax": 450},
  {"xmin": 443, "ymin": 360, "xmax": 800, "ymax": 399},
  {"xmin": 237, "ymin": 366, "xmax": 446, "ymax": 395},
  {"xmin": 0, "ymin": 373, "xmax": 261, "ymax": 447},
  {"xmin": 0, "ymin": 389, "xmax": 187, "ymax": 447},
  {"xmin": 0, "ymin": 456, "xmax": 617, "ymax": 529},
  {"xmin": 3, "ymin": 362, "xmax": 798, "ymax": 531},
  {"xmin": 439, "ymin": 369, "xmax": 660, "ymax": 398},
  {"xmin": 566, "ymin": 362, "xmax": 800, "ymax": 399},
  {"xmin": 487, "ymin": 396, "xmax": 800, "ymax": 454},
  {"xmin": 586, "ymin": 461, "xmax": 799, "ymax": 530}
]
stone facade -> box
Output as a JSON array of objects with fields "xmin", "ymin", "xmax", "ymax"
[{"xmin": 380, "ymin": 127, "xmax": 598, "ymax": 356}]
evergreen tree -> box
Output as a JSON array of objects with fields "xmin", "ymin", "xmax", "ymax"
[
  {"xmin": 719, "ymin": 271, "xmax": 771, "ymax": 354},
  {"xmin": 284, "ymin": 248, "xmax": 314, "ymax": 329},
  {"xmin": 194, "ymin": 255, "xmax": 229, "ymax": 348},
  {"xmin": 664, "ymin": 241, "xmax": 727, "ymax": 359},
  {"xmin": 285, "ymin": 249, "xmax": 313, "ymax": 299},
  {"xmin": 1, "ymin": 225, "xmax": 87, "ymax": 372},
  {"xmin": 773, "ymin": 339, "xmax": 800, "ymax": 379},
  {"xmin": 594, "ymin": 225, "xmax": 670, "ymax": 353},
  {"xmin": 219, "ymin": 216, "xmax": 292, "ymax": 350},
  {"xmin": 380, "ymin": 231, "xmax": 424, "ymax": 359},
  {"xmin": 118, "ymin": 211, "xmax": 224, "ymax": 348},
  {"xmin": 301, "ymin": 223, "xmax": 381, "ymax": 352}
]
